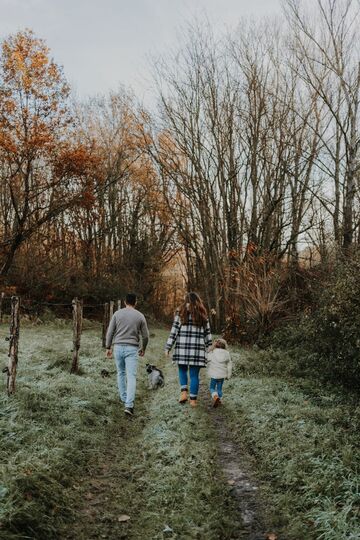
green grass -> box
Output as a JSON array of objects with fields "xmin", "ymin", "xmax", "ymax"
[
  {"xmin": 224, "ymin": 347, "xmax": 360, "ymax": 540},
  {"xmin": 0, "ymin": 323, "xmax": 242, "ymax": 540},
  {"xmin": 1, "ymin": 322, "xmax": 359, "ymax": 539},
  {"xmin": 0, "ymin": 322, "xmax": 120, "ymax": 539}
]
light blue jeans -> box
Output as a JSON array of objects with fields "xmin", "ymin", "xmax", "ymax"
[
  {"xmin": 114, "ymin": 345, "xmax": 138, "ymax": 408},
  {"xmin": 210, "ymin": 378, "xmax": 224, "ymax": 398}
]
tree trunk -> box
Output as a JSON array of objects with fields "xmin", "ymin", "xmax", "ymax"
[
  {"xmin": 343, "ymin": 144, "xmax": 357, "ymax": 251},
  {"xmin": 0, "ymin": 292, "xmax": 5, "ymax": 323},
  {"xmin": 0, "ymin": 234, "xmax": 23, "ymax": 277}
]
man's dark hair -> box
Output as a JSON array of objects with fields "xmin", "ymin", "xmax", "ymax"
[{"xmin": 125, "ymin": 293, "xmax": 137, "ymax": 306}]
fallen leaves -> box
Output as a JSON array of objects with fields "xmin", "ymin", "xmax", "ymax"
[{"xmin": 118, "ymin": 515, "xmax": 130, "ymax": 522}]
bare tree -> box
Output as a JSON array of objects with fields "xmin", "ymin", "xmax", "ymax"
[{"xmin": 284, "ymin": 0, "xmax": 360, "ymax": 251}]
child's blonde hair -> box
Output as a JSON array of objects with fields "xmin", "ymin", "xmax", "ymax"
[{"xmin": 210, "ymin": 338, "xmax": 228, "ymax": 351}]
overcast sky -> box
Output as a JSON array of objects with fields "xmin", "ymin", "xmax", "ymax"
[{"xmin": 0, "ymin": 0, "xmax": 281, "ymax": 102}]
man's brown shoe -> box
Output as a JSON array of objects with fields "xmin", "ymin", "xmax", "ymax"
[
  {"xmin": 179, "ymin": 390, "xmax": 188, "ymax": 404},
  {"xmin": 190, "ymin": 399, "xmax": 197, "ymax": 407}
]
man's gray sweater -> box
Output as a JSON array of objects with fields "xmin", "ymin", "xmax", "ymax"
[{"xmin": 105, "ymin": 307, "xmax": 149, "ymax": 351}]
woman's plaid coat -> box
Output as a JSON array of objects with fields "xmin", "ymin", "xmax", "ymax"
[{"xmin": 165, "ymin": 312, "xmax": 212, "ymax": 367}]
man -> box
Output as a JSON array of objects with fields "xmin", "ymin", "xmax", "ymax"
[{"xmin": 106, "ymin": 293, "xmax": 149, "ymax": 416}]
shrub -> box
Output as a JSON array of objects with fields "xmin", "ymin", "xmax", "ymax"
[
  {"xmin": 269, "ymin": 256, "xmax": 360, "ymax": 389},
  {"xmin": 223, "ymin": 254, "xmax": 289, "ymax": 343}
]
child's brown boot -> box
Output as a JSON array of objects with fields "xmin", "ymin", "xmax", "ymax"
[
  {"xmin": 212, "ymin": 394, "xmax": 220, "ymax": 408},
  {"xmin": 190, "ymin": 399, "xmax": 197, "ymax": 407},
  {"xmin": 179, "ymin": 390, "xmax": 188, "ymax": 404}
]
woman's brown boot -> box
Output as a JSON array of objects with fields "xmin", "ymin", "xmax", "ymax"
[{"xmin": 179, "ymin": 390, "xmax": 188, "ymax": 404}]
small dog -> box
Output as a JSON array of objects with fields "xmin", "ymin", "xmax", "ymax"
[{"xmin": 146, "ymin": 363, "xmax": 165, "ymax": 390}]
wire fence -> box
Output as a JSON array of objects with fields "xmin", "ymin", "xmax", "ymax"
[
  {"xmin": 0, "ymin": 295, "xmax": 112, "ymax": 316},
  {"xmin": 1, "ymin": 294, "xmax": 120, "ymax": 394}
]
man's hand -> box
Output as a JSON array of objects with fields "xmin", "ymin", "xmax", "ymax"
[
  {"xmin": 164, "ymin": 350, "xmax": 170, "ymax": 358},
  {"xmin": 106, "ymin": 348, "xmax": 112, "ymax": 359},
  {"xmin": 139, "ymin": 349, "xmax": 145, "ymax": 357}
]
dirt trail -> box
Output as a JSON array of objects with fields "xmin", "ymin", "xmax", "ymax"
[{"xmin": 207, "ymin": 399, "xmax": 267, "ymax": 540}]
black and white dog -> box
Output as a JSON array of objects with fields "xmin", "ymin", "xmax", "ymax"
[{"xmin": 146, "ymin": 363, "xmax": 165, "ymax": 390}]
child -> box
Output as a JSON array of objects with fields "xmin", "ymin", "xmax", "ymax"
[{"xmin": 207, "ymin": 338, "xmax": 232, "ymax": 407}]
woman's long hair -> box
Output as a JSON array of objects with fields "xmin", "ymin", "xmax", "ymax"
[{"xmin": 179, "ymin": 292, "xmax": 208, "ymax": 327}]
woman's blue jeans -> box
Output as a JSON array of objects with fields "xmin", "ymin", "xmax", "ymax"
[
  {"xmin": 210, "ymin": 378, "xmax": 224, "ymax": 398},
  {"xmin": 178, "ymin": 364, "xmax": 201, "ymax": 399}
]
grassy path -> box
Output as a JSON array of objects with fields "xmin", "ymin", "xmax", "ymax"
[
  {"xmin": 64, "ymin": 327, "xmax": 247, "ymax": 540},
  {"xmin": 0, "ymin": 323, "xmax": 248, "ymax": 539},
  {"xmin": 1, "ymin": 322, "xmax": 359, "ymax": 539}
]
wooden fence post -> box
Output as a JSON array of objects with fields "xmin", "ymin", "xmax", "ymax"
[
  {"xmin": 109, "ymin": 300, "xmax": 114, "ymax": 320},
  {"xmin": 102, "ymin": 302, "xmax": 109, "ymax": 348},
  {"xmin": 7, "ymin": 296, "xmax": 20, "ymax": 395},
  {"xmin": 71, "ymin": 298, "xmax": 83, "ymax": 374},
  {"xmin": 0, "ymin": 292, "xmax": 5, "ymax": 323},
  {"xmin": 117, "ymin": 299, "xmax": 122, "ymax": 310}
]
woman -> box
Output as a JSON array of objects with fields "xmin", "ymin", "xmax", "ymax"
[{"xmin": 165, "ymin": 292, "xmax": 212, "ymax": 407}]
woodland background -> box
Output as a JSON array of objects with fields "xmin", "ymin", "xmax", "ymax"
[{"xmin": 1, "ymin": 0, "xmax": 360, "ymax": 388}]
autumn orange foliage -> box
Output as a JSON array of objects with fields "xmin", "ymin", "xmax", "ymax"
[{"xmin": 0, "ymin": 30, "xmax": 98, "ymax": 277}]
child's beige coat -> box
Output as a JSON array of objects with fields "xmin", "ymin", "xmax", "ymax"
[{"xmin": 207, "ymin": 349, "xmax": 232, "ymax": 379}]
